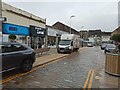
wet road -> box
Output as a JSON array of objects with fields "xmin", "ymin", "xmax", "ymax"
[{"xmin": 2, "ymin": 46, "xmax": 105, "ymax": 88}]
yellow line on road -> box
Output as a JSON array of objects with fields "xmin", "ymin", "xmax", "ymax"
[
  {"xmin": 88, "ymin": 70, "xmax": 94, "ymax": 90},
  {"xmin": 83, "ymin": 70, "xmax": 92, "ymax": 89},
  {"xmin": 1, "ymin": 58, "xmax": 62, "ymax": 84}
]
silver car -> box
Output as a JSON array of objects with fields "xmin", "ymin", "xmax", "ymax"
[{"xmin": 104, "ymin": 44, "xmax": 116, "ymax": 53}]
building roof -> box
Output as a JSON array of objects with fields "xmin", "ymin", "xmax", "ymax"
[
  {"xmin": 112, "ymin": 27, "xmax": 120, "ymax": 34},
  {"xmin": 101, "ymin": 32, "xmax": 111, "ymax": 36},
  {"xmin": 46, "ymin": 25, "xmax": 59, "ymax": 30},
  {"xmin": 52, "ymin": 21, "xmax": 79, "ymax": 35}
]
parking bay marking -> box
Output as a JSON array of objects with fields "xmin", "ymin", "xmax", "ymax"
[{"xmin": 1, "ymin": 47, "xmax": 87, "ymax": 84}]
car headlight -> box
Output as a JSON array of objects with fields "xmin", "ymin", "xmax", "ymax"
[{"xmin": 69, "ymin": 46, "xmax": 72, "ymax": 49}]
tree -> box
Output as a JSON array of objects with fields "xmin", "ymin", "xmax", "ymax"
[
  {"xmin": 111, "ymin": 34, "xmax": 120, "ymax": 53},
  {"xmin": 8, "ymin": 34, "xmax": 16, "ymax": 42},
  {"xmin": 111, "ymin": 34, "xmax": 120, "ymax": 42}
]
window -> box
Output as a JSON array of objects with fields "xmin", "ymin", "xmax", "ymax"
[
  {"xmin": 1, "ymin": 44, "xmax": 27, "ymax": 53},
  {"xmin": 1, "ymin": 44, "xmax": 12, "ymax": 53},
  {"xmin": 10, "ymin": 44, "xmax": 27, "ymax": 51}
]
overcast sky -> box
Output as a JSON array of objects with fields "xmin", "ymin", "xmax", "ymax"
[{"xmin": 2, "ymin": 0, "xmax": 120, "ymax": 32}]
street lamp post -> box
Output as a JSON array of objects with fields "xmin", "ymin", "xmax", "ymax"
[
  {"xmin": 80, "ymin": 26, "xmax": 84, "ymax": 47},
  {"xmin": 70, "ymin": 15, "xmax": 75, "ymax": 34}
]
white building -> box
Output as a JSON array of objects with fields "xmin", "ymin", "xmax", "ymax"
[
  {"xmin": 47, "ymin": 25, "xmax": 68, "ymax": 47},
  {"xmin": 2, "ymin": 2, "xmax": 46, "ymax": 49}
]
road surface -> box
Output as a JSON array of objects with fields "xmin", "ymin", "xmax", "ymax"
[{"xmin": 2, "ymin": 46, "xmax": 105, "ymax": 88}]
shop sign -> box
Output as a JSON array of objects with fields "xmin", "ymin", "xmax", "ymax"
[
  {"xmin": 0, "ymin": 17, "xmax": 7, "ymax": 22},
  {"xmin": 2, "ymin": 23, "xmax": 29, "ymax": 36},
  {"xmin": 30, "ymin": 25, "xmax": 46, "ymax": 37}
]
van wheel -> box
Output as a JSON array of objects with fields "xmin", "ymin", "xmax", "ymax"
[
  {"xmin": 57, "ymin": 50, "xmax": 60, "ymax": 53},
  {"xmin": 21, "ymin": 60, "xmax": 33, "ymax": 72},
  {"xmin": 69, "ymin": 49, "xmax": 73, "ymax": 54},
  {"xmin": 76, "ymin": 48, "xmax": 79, "ymax": 52}
]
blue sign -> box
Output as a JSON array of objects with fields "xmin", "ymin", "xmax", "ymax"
[{"xmin": 2, "ymin": 23, "xmax": 29, "ymax": 36}]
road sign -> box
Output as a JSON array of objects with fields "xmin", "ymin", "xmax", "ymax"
[{"xmin": 0, "ymin": 17, "xmax": 7, "ymax": 22}]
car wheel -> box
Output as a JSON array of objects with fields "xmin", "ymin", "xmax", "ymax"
[
  {"xmin": 71, "ymin": 49, "xmax": 74, "ymax": 53},
  {"xmin": 21, "ymin": 59, "xmax": 33, "ymax": 72}
]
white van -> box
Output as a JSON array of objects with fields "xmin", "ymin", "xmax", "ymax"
[{"xmin": 57, "ymin": 34, "xmax": 80, "ymax": 53}]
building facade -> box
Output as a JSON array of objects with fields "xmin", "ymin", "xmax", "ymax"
[
  {"xmin": 88, "ymin": 30, "xmax": 102, "ymax": 37},
  {"xmin": 79, "ymin": 30, "xmax": 88, "ymax": 40},
  {"xmin": 80, "ymin": 30, "xmax": 111, "ymax": 45},
  {"xmin": 47, "ymin": 25, "xmax": 68, "ymax": 47},
  {"xmin": 101, "ymin": 32, "xmax": 111, "ymax": 43},
  {"xmin": 2, "ymin": 2, "xmax": 46, "ymax": 49},
  {"xmin": 52, "ymin": 22, "xmax": 79, "ymax": 35}
]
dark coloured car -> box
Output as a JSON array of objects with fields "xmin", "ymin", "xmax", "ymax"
[
  {"xmin": 100, "ymin": 43, "xmax": 107, "ymax": 50},
  {"xmin": 104, "ymin": 44, "xmax": 116, "ymax": 53},
  {"xmin": 0, "ymin": 42, "xmax": 36, "ymax": 73}
]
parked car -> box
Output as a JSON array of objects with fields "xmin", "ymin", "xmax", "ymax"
[
  {"xmin": 87, "ymin": 42, "xmax": 93, "ymax": 47},
  {"xmin": 0, "ymin": 42, "xmax": 36, "ymax": 73},
  {"xmin": 100, "ymin": 43, "xmax": 107, "ymax": 50},
  {"xmin": 104, "ymin": 44, "xmax": 116, "ymax": 53}
]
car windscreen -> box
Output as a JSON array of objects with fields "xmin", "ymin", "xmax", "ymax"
[
  {"xmin": 107, "ymin": 44, "xmax": 116, "ymax": 48},
  {"xmin": 59, "ymin": 40, "xmax": 71, "ymax": 45}
]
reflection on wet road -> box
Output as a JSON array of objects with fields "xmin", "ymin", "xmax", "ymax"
[{"xmin": 2, "ymin": 46, "xmax": 105, "ymax": 88}]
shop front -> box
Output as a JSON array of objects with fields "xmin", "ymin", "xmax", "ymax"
[
  {"xmin": 29, "ymin": 25, "xmax": 46, "ymax": 49},
  {"xmin": 47, "ymin": 26, "xmax": 69, "ymax": 48},
  {"xmin": 2, "ymin": 23, "xmax": 29, "ymax": 43}
]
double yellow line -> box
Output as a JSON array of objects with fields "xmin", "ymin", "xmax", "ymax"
[
  {"xmin": 83, "ymin": 69, "xmax": 94, "ymax": 90},
  {"xmin": 0, "ymin": 58, "xmax": 62, "ymax": 84}
]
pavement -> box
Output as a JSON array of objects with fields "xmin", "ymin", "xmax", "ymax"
[
  {"xmin": 99, "ymin": 69, "xmax": 120, "ymax": 89},
  {"xmin": 33, "ymin": 47, "xmax": 85, "ymax": 67},
  {"xmin": 33, "ymin": 48, "xmax": 69, "ymax": 67},
  {"xmin": 33, "ymin": 53, "xmax": 69, "ymax": 67}
]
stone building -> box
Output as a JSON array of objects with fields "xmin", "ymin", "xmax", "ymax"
[{"xmin": 79, "ymin": 30, "xmax": 88, "ymax": 40}]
